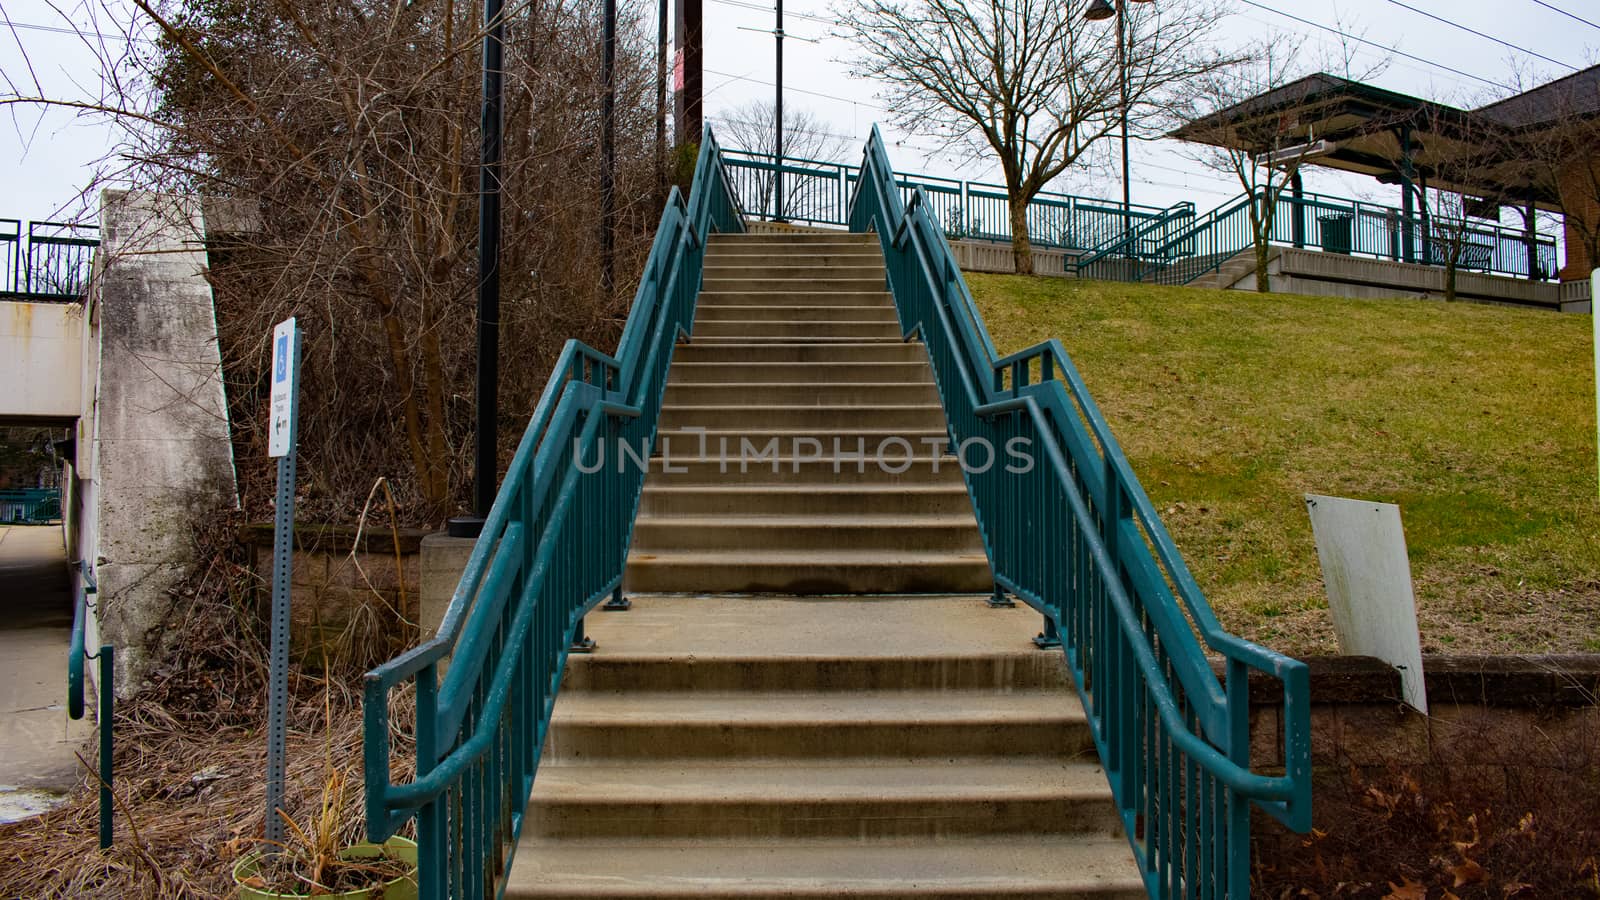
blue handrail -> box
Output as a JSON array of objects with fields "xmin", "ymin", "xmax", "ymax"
[
  {"xmin": 68, "ymin": 560, "xmax": 114, "ymax": 849},
  {"xmin": 851, "ymin": 125, "xmax": 1311, "ymax": 898},
  {"xmin": 360, "ymin": 127, "xmax": 744, "ymax": 900}
]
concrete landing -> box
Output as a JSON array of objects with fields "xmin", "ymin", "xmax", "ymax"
[
  {"xmin": 577, "ymin": 593, "xmax": 1049, "ymax": 659},
  {"xmin": 0, "ymin": 525, "xmax": 91, "ymax": 822}
]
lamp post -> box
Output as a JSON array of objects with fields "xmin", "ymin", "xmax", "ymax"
[
  {"xmin": 451, "ymin": 0, "xmax": 509, "ymax": 538},
  {"xmin": 1083, "ymin": 0, "xmax": 1151, "ymax": 242}
]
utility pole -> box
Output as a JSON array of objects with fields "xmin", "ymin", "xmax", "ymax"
[
  {"xmin": 774, "ymin": 0, "xmax": 786, "ymax": 222},
  {"xmin": 657, "ymin": 0, "xmax": 668, "ymax": 201},
  {"xmin": 674, "ymin": 0, "xmax": 703, "ymax": 144},
  {"xmin": 602, "ymin": 0, "xmax": 616, "ymax": 296}
]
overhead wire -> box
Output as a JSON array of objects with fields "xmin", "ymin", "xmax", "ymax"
[
  {"xmin": 1234, "ymin": 0, "xmax": 1518, "ymax": 92},
  {"xmin": 1527, "ymin": 0, "xmax": 1600, "ymax": 33},
  {"xmin": 1380, "ymin": 0, "xmax": 1578, "ymax": 72}
]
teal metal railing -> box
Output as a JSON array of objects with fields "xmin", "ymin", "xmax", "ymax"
[
  {"xmin": 721, "ymin": 148, "xmax": 1167, "ymax": 252},
  {"xmin": 360, "ymin": 128, "xmax": 744, "ymax": 900},
  {"xmin": 0, "ymin": 488, "xmax": 62, "ymax": 523},
  {"xmin": 68, "ymin": 560, "xmax": 114, "ymax": 849},
  {"xmin": 851, "ymin": 126, "xmax": 1311, "ymax": 898},
  {"xmin": 1078, "ymin": 188, "xmax": 1559, "ymax": 286}
]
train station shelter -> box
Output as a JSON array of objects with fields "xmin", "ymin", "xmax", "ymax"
[{"xmin": 1171, "ymin": 65, "xmax": 1600, "ymax": 282}]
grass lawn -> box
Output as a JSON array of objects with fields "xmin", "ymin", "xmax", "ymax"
[{"xmin": 967, "ymin": 273, "xmax": 1600, "ymax": 657}]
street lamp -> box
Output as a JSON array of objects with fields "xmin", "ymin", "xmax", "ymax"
[{"xmin": 1083, "ymin": 0, "xmax": 1152, "ymax": 242}]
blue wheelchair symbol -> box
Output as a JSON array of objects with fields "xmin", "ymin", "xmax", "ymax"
[{"xmin": 275, "ymin": 335, "xmax": 289, "ymax": 383}]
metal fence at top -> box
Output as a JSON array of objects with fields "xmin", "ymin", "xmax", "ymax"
[
  {"xmin": 0, "ymin": 488, "xmax": 62, "ymax": 524},
  {"xmin": 720, "ymin": 149, "xmax": 1168, "ymax": 252},
  {"xmin": 1, "ymin": 219, "xmax": 99, "ymax": 301}
]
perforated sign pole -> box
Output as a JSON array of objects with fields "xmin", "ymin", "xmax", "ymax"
[{"xmin": 264, "ymin": 318, "xmax": 301, "ymax": 848}]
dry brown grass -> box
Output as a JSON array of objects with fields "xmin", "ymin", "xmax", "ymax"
[{"xmin": 0, "ymin": 516, "xmax": 414, "ymax": 899}]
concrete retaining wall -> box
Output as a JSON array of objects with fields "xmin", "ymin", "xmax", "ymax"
[
  {"xmin": 1267, "ymin": 247, "xmax": 1589, "ymax": 312},
  {"xmin": 1246, "ymin": 656, "xmax": 1600, "ymax": 791},
  {"xmin": 238, "ymin": 524, "xmax": 424, "ymax": 670},
  {"xmin": 83, "ymin": 191, "xmax": 238, "ymax": 694}
]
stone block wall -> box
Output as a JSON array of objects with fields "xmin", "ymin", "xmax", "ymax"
[{"xmin": 237, "ymin": 523, "xmax": 426, "ymax": 671}]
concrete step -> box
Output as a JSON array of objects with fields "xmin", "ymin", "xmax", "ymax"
[
  {"xmin": 505, "ymin": 597, "xmax": 1142, "ymax": 899},
  {"xmin": 643, "ymin": 456, "xmax": 965, "ymax": 486},
  {"xmin": 709, "ymin": 232, "xmax": 877, "ymax": 245},
  {"xmin": 630, "ymin": 515, "xmax": 985, "ymax": 553},
  {"xmin": 657, "ymin": 404, "xmax": 947, "ymax": 431},
  {"xmin": 667, "ymin": 361, "xmax": 933, "ymax": 384},
  {"xmin": 653, "ymin": 429, "xmax": 951, "ymax": 460},
  {"xmin": 505, "ymin": 836, "xmax": 1146, "ymax": 899},
  {"xmin": 526, "ymin": 759, "xmax": 1122, "ymax": 839},
  {"xmin": 695, "ymin": 290, "xmax": 896, "ymax": 308},
  {"xmin": 702, "ymin": 276, "xmax": 888, "ymax": 294},
  {"xmin": 556, "ymin": 596, "xmax": 1068, "ymax": 692},
  {"xmin": 694, "ymin": 304, "xmax": 899, "ymax": 323},
  {"xmin": 637, "ymin": 485, "xmax": 971, "ymax": 518},
  {"xmin": 624, "ymin": 550, "xmax": 993, "ymax": 593},
  {"xmin": 692, "ymin": 319, "xmax": 902, "ymax": 340},
  {"xmin": 662, "ymin": 382, "xmax": 940, "ymax": 406},
  {"xmin": 670, "ymin": 342, "xmax": 927, "ymax": 364},
  {"xmin": 544, "ymin": 686, "xmax": 1076, "ymax": 759},
  {"xmin": 705, "ymin": 251, "xmax": 887, "ymax": 268},
  {"xmin": 703, "ymin": 264, "xmax": 887, "ymax": 281}
]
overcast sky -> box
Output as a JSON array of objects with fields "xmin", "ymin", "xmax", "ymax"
[{"xmin": 3, "ymin": 0, "xmax": 1597, "ymax": 225}]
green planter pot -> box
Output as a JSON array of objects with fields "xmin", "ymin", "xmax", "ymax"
[{"xmin": 233, "ymin": 836, "xmax": 418, "ymax": 900}]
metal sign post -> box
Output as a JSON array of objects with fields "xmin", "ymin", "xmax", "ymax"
[
  {"xmin": 264, "ymin": 317, "xmax": 302, "ymax": 847},
  {"xmin": 1593, "ymin": 269, "xmax": 1599, "ymax": 501}
]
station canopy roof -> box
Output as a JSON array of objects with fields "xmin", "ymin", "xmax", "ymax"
[{"xmin": 1169, "ymin": 66, "xmax": 1600, "ymax": 214}]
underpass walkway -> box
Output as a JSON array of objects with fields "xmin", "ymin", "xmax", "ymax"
[{"xmin": 0, "ymin": 524, "xmax": 90, "ymax": 822}]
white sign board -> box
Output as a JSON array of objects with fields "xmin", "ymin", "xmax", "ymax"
[
  {"xmin": 268, "ymin": 318, "xmax": 299, "ymax": 458},
  {"xmin": 1305, "ymin": 494, "xmax": 1428, "ymax": 714}
]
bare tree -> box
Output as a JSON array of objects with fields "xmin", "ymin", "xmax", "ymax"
[
  {"xmin": 3, "ymin": 0, "xmax": 667, "ymax": 522},
  {"xmin": 714, "ymin": 99, "xmax": 851, "ymax": 219},
  {"xmin": 1172, "ymin": 28, "xmax": 1391, "ymax": 292},
  {"xmin": 837, "ymin": 0, "xmax": 1232, "ymax": 275}
]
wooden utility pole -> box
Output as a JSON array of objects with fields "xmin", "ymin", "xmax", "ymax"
[{"xmin": 674, "ymin": 0, "xmax": 703, "ymax": 144}]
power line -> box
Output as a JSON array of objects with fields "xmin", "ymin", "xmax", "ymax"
[
  {"xmin": 0, "ymin": 16, "xmax": 145, "ymax": 44},
  {"xmin": 1234, "ymin": 0, "xmax": 1517, "ymax": 92},
  {"xmin": 704, "ymin": 0, "xmax": 837, "ymax": 27},
  {"xmin": 1382, "ymin": 0, "xmax": 1578, "ymax": 72},
  {"xmin": 1528, "ymin": 0, "xmax": 1600, "ymax": 32},
  {"xmin": 705, "ymin": 67, "xmax": 889, "ymax": 112}
]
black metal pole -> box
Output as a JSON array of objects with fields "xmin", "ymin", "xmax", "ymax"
[
  {"xmin": 602, "ymin": 0, "xmax": 616, "ymax": 295},
  {"xmin": 1118, "ymin": 1, "xmax": 1131, "ymax": 241},
  {"xmin": 456, "ymin": 0, "xmax": 506, "ymax": 534},
  {"xmin": 657, "ymin": 0, "xmax": 668, "ymax": 201},
  {"xmin": 774, "ymin": 0, "xmax": 786, "ymax": 222}
]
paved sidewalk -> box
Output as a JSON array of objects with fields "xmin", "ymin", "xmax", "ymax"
[{"xmin": 0, "ymin": 525, "xmax": 92, "ymax": 823}]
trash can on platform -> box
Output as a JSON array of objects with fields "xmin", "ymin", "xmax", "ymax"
[{"xmin": 1318, "ymin": 212, "xmax": 1354, "ymax": 255}]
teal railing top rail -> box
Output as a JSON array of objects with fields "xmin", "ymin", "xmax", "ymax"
[
  {"xmin": 851, "ymin": 125, "xmax": 1310, "ymax": 896},
  {"xmin": 361, "ymin": 127, "xmax": 744, "ymax": 899},
  {"xmin": 1079, "ymin": 186, "xmax": 1559, "ymax": 286},
  {"xmin": 720, "ymin": 147, "xmax": 1167, "ymax": 252}
]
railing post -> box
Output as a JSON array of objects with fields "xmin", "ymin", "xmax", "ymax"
[
  {"xmin": 97, "ymin": 646, "xmax": 113, "ymax": 850},
  {"xmin": 1225, "ymin": 656, "xmax": 1251, "ymax": 898},
  {"xmin": 416, "ymin": 664, "xmax": 447, "ymax": 900},
  {"xmin": 570, "ymin": 616, "xmax": 596, "ymax": 653}
]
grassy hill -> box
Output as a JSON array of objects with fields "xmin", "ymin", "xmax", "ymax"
[{"xmin": 966, "ymin": 274, "xmax": 1600, "ymax": 656}]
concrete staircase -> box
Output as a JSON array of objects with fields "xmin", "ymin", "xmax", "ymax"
[
  {"xmin": 505, "ymin": 596, "xmax": 1145, "ymax": 899},
  {"xmin": 625, "ymin": 231, "xmax": 992, "ymax": 594},
  {"xmin": 1184, "ymin": 248, "xmax": 1271, "ymax": 291}
]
